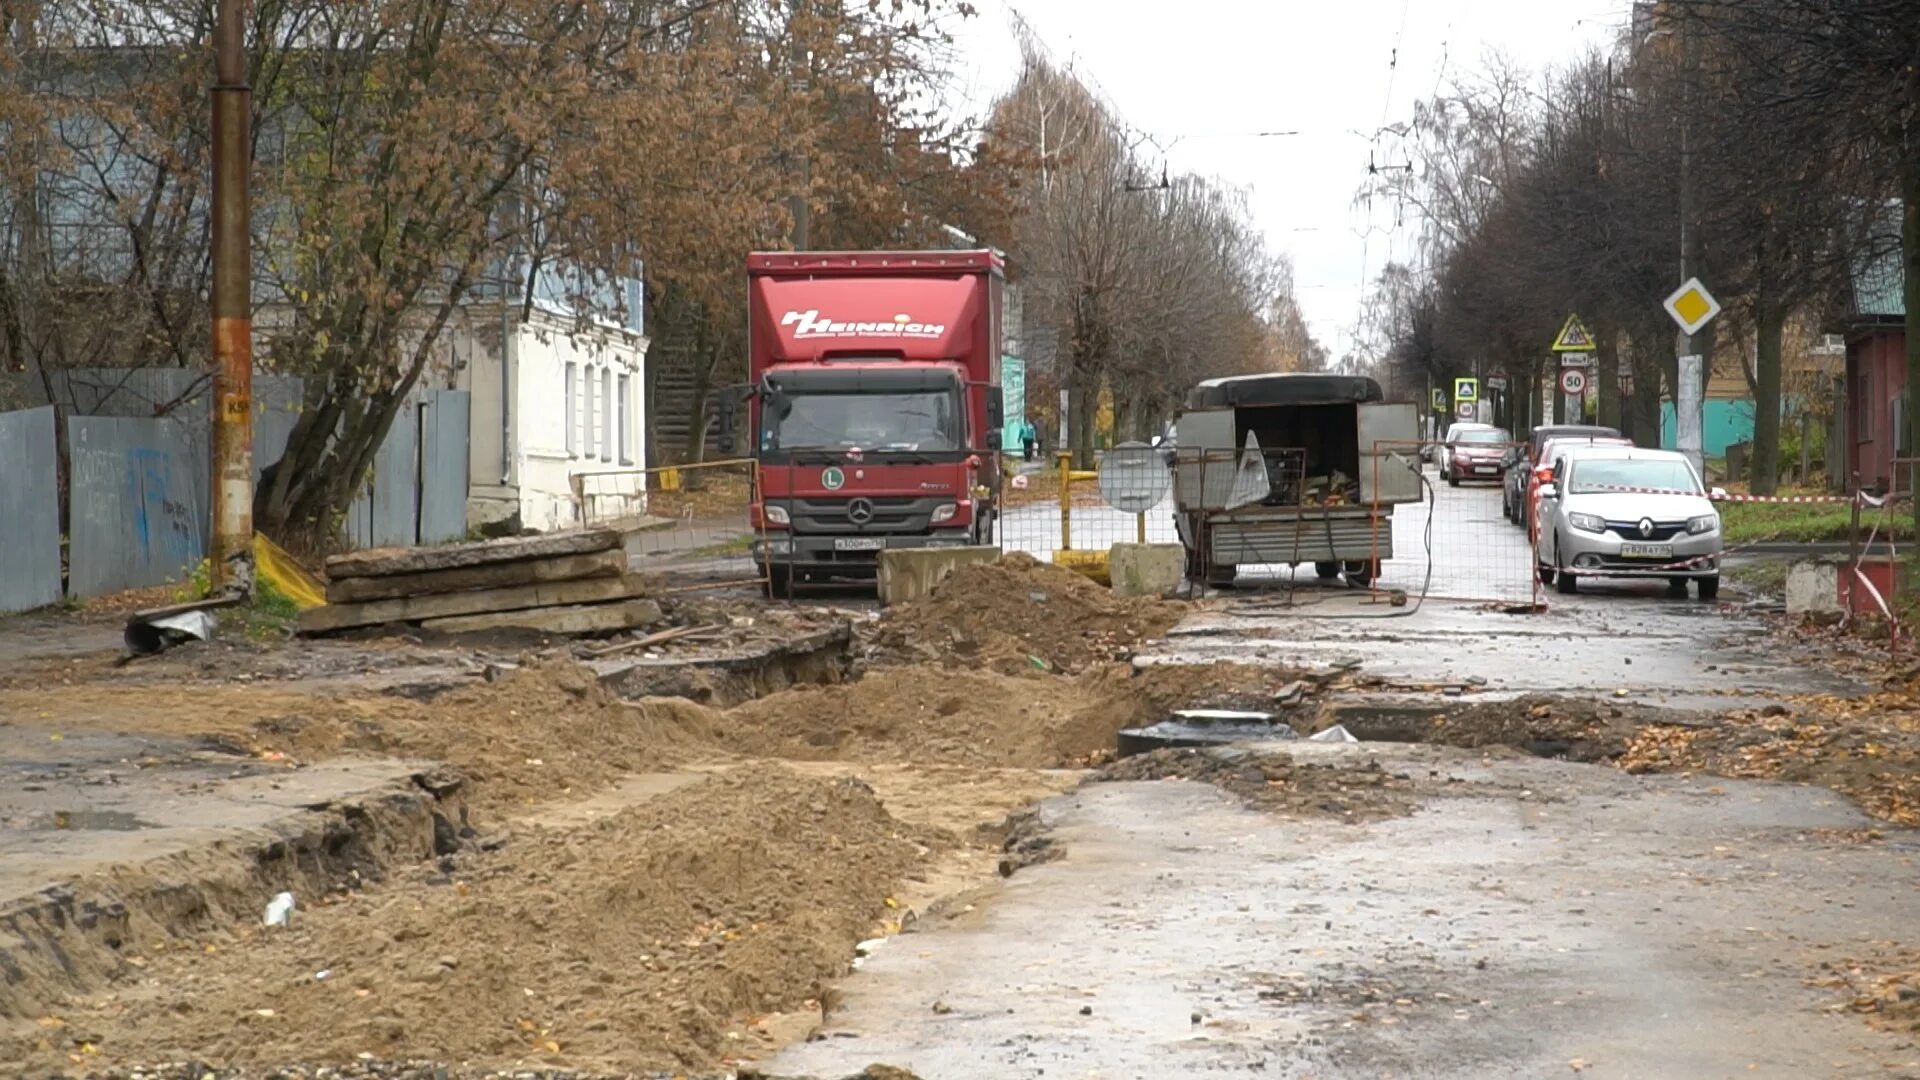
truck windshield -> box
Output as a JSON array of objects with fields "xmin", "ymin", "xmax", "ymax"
[{"xmin": 764, "ymin": 389, "xmax": 962, "ymax": 453}]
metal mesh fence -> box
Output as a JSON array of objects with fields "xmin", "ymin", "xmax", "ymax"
[
  {"xmin": 999, "ymin": 448, "xmax": 1181, "ymax": 576},
  {"xmin": 571, "ymin": 459, "xmax": 766, "ymax": 595},
  {"xmin": 1368, "ymin": 438, "xmax": 1538, "ymax": 606}
]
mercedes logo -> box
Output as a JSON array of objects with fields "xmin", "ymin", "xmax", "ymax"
[
  {"xmin": 847, "ymin": 498, "xmax": 875, "ymax": 525},
  {"xmin": 1638, "ymin": 517, "xmax": 1655, "ymax": 538}
]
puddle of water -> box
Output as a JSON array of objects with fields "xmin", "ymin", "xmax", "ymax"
[{"xmin": 12, "ymin": 810, "xmax": 155, "ymax": 832}]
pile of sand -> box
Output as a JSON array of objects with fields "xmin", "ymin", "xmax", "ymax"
[
  {"xmin": 8, "ymin": 767, "xmax": 937, "ymax": 1074},
  {"xmin": 869, "ymin": 553, "xmax": 1183, "ymax": 674}
]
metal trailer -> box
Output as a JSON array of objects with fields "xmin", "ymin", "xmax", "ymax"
[{"xmin": 1171, "ymin": 373, "xmax": 1422, "ymax": 588}]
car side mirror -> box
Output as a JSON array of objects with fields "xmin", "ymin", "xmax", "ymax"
[
  {"xmin": 1539, "ymin": 483, "xmax": 1559, "ymax": 500},
  {"xmin": 1710, "ymin": 487, "xmax": 1727, "ymax": 500}
]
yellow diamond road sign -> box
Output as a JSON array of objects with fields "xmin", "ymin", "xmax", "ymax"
[
  {"xmin": 1664, "ymin": 277, "xmax": 1721, "ymax": 336},
  {"xmin": 1552, "ymin": 313, "xmax": 1597, "ymax": 353}
]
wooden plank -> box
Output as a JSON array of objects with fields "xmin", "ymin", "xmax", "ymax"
[
  {"xmin": 423, "ymin": 599, "xmax": 665, "ymax": 636},
  {"xmin": 325, "ymin": 549, "xmax": 628, "ymax": 604},
  {"xmin": 298, "ymin": 574, "xmax": 647, "ymax": 636},
  {"xmin": 324, "ymin": 528, "xmax": 621, "ymax": 580}
]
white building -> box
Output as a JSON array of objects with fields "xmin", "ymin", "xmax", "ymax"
[{"xmin": 461, "ymin": 266, "xmax": 650, "ymax": 533}]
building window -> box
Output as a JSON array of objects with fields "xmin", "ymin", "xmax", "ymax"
[
  {"xmin": 600, "ymin": 368, "xmax": 614, "ymax": 461},
  {"xmin": 583, "ymin": 364, "xmax": 596, "ymax": 459},
  {"xmin": 617, "ymin": 373, "xmax": 632, "ymax": 465},
  {"xmin": 564, "ymin": 361, "xmax": 577, "ymax": 457}
]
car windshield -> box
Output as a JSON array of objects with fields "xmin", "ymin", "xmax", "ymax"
[
  {"xmin": 763, "ymin": 389, "xmax": 962, "ymax": 452},
  {"xmin": 1568, "ymin": 457, "xmax": 1700, "ymax": 495},
  {"xmin": 1455, "ymin": 429, "xmax": 1510, "ymax": 444}
]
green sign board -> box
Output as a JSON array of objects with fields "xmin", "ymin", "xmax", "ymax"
[{"xmin": 1001, "ymin": 354, "xmax": 1027, "ymax": 448}]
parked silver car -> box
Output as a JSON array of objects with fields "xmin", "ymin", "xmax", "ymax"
[{"xmin": 1534, "ymin": 446, "xmax": 1722, "ymax": 599}]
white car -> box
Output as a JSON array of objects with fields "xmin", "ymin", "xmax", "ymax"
[{"xmin": 1534, "ymin": 446, "xmax": 1723, "ymax": 599}]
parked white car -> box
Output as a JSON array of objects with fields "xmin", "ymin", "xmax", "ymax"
[{"xmin": 1534, "ymin": 446, "xmax": 1722, "ymax": 599}]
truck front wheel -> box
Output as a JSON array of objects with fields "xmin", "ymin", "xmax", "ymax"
[{"xmin": 764, "ymin": 565, "xmax": 792, "ymax": 599}]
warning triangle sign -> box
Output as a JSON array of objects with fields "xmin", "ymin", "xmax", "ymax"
[{"xmin": 1552, "ymin": 313, "xmax": 1597, "ymax": 353}]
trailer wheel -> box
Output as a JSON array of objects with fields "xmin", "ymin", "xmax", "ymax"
[
  {"xmin": 1205, "ymin": 564, "xmax": 1239, "ymax": 590},
  {"xmin": 1314, "ymin": 561, "xmax": 1341, "ymax": 580},
  {"xmin": 1344, "ymin": 559, "xmax": 1379, "ymax": 588}
]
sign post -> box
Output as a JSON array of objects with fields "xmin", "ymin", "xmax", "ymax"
[
  {"xmin": 1664, "ymin": 278, "xmax": 1721, "ymax": 474},
  {"xmin": 1552, "ymin": 314, "xmax": 1598, "ymax": 422}
]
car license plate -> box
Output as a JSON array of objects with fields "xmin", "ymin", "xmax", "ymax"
[
  {"xmin": 1620, "ymin": 542, "xmax": 1672, "ymax": 559},
  {"xmin": 834, "ymin": 537, "xmax": 885, "ymax": 552},
  {"xmin": 1473, "ymin": 465, "xmax": 1495, "ymax": 475}
]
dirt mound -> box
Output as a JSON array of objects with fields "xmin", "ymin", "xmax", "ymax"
[
  {"xmin": 718, "ymin": 662, "xmax": 1316, "ymax": 770},
  {"xmin": 1096, "ymin": 746, "xmax": 1417, "ymax": 820},
  {"xmin": 7, "ymin": 767, "xmax": 939, "ymax": 1074},
  {"xmin": 0, "ymin": 662, "xmax": 730, "ymax": 811},
  {"xmin": 869, "ymin": 553, "xmax": 1183, "ymax": 674}
]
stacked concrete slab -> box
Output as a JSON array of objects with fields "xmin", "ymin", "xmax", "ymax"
[{"xmin": 299, "ymin": 528, "xmax": 662, "ymax": 637}]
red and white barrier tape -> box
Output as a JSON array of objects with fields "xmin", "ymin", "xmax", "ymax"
[{"xmin": 1573, "ymin": 484, "xmax": 1884, "ymax": 506}]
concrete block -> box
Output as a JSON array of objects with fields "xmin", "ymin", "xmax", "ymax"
[
  {"xmin": 1109, "ymin": 543, "xmax": 1186, "ymax": 597},
  {"xmin": 877, "ymin": 546, "xmax": 1000, "ymax": 606},
  {"xmin": 1785, "ymin": 560, "xmax": 1842, "ymax": 616}
]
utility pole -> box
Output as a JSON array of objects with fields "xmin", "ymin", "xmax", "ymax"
[
  {"xmin": 210, "ymin": 0, "xmax": 253, "ymax": 589},
  {"xmin": 1673, "ymin": 15, "xmax": 1704, "ymax": 475},
  {"xmin": 785, "ymin": 0, "xmax": 810, "ymax": 250}
]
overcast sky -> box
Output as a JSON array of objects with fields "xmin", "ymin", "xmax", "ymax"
[{"xmin": 941, "ymin": 0, "xmax": 1630, "ymax": 362}]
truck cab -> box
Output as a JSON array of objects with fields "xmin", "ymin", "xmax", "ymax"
[{"xmin": 744, "ymin": 251, "xmax": 1005, "ymax": 594}]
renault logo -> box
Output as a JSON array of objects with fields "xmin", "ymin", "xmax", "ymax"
[
  {"xmin": 1638, "ymin": 517, "xmax": 1655, "ymax": 538},
  {"xmin": 847, "ymin": 498, "xmax": 875, "ymax": 525}
]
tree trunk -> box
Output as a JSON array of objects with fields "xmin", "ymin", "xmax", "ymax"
[
  {"xmin": 680, "ymin": 313, "xmax": 716, "ymax": 465},
  {"xmin": 1751, "ymin": 293, "xmax": 1786, "ymax": 496},
  {"xmin": 1596, "ymin": 321, "xmax": 1622, "ymax": 431},
  {"xmin": 1904, "ymin": 146, "xmax": 1920, "ymax": 520}
]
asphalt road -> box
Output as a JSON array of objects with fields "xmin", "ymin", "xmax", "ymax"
[
  {"xmin": 767, "ymin": 747, "xmax": 1916, "ymax": 1079},
  {"xmin": 760, "ymin": 479, "xmax": 1916, "ymax": 1079}
]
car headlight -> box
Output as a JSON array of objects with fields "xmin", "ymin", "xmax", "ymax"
[
  {"xmin": 930, "ymin": 502, "xmax": 958, "ymax": 524},
  {"xmin": 764, "ymin": 504, "xmax": 790, "ymax": 525},
  {"xmin": 1568, "ymin": 512, "xmax": 1607, "ymax": 534},
  {"xmin": 1687, "ymin": 514, "xmax": 1718, "ymax": 535}
]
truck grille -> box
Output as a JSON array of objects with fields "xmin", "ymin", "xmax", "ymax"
[{"xmin": 790, "ymin": 496, "xmax": 945, "ymax": 533}]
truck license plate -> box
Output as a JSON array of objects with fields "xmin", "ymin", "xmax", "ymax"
[
  {"xmin": 834, "ymin": 537, "xmax": 885, "ymax": 552},
  {"xmin": 1620, "ymin": 542, "xmax": 1672, "ymax": 559}
]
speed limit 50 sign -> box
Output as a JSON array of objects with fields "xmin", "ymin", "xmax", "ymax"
[{"xmin": 1559, "ymin": 368, "xmax": 1588, "ymax": 395}]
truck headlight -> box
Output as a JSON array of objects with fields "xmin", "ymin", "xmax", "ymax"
[
  {"xmin": 1568, "ymin": 512, "xmax": 1606, "ymax": 534},
  {"xmin": 764, "ymin": 505, "xmax": 790, "ymax": 525},
  {"xmin": 1687, "ymin": 514, "xmax": 1718, "ymax": 535},
  {"xmin": 930, "ymin": 502, "xmax": 958, "ymax": 524}
]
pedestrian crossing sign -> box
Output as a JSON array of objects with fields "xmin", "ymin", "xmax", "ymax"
[
  {"xmin": 1552, "ymin": 313, "xmax": 1597, "ymax": 353},
  {"xmin": 1431, "ymin": 388, "xmax": 1447, "ymax": 411},
  {"xmin": 1454, "ymin": 378, "xmax": 1478, "ymax": 403}
]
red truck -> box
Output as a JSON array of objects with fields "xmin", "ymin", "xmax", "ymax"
[{"xmin": 742, "ymin": 250, "xmax": 1006, "ymax": 594}]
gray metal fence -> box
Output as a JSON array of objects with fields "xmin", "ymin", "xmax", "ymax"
[
  {"xmin": 420, "ymin": 390, "xmax": 471, "ymax": 544},
  {"xmin": 68, "ymin": 415, "xmax": 208, "ymax": 596},
  {"xmin": 0, "ymin": 407, "xmax": 63, "ymax": 613},
  {"xmin": 0, "ymin": 374, "xmax": 471, "ymax": 611}
]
